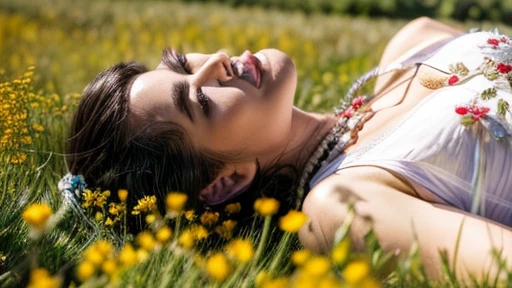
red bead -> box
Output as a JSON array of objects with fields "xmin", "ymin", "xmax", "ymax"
[
  {"xmin": 341, "ymin": 107, "xmax": 354, "ymax": 118},
  {"xmin": 351, "ymin": 96, "xmax": 364, "ymax": 109},
  {"xmin": 497, "ymin": 63, "xmax": 512, "ymax": 74},
  {"xmin": 448, "ymin": 75, "xmax": 459, "ymax": 85},
  {"xmin": 455, "ymin": 106, "xmax": 469, "ymax": 115}
]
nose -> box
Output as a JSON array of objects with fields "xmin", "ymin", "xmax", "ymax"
[{"xmin": 190, "ymin": 52, "xmax": 234, "ymax": 87}]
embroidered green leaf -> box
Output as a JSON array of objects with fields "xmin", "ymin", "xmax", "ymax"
[
  {"xmin": 460, "ymin": 115, "xmax": 475, "ymax": 127},
  {"xmin": 449, "ymin": 62, "xmax": 469, "ymax": 76},
  {"xmin": 497, "ymin": 99, "xmax": 510, "ymax": 117},
  {"xmin": 480, "ymin": 87, "xmax": 497, "ymax": 100}
]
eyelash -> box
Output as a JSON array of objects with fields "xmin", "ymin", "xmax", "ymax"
[
  {"xmin": 176, "ymin": 52, "xmax": 192, "ymax": 74},
  {"xmin": 197, "ymin": 87, "xmax": 210, "ymax": 116}
]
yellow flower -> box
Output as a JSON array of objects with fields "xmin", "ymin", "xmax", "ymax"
[
  {"xmin": 206, "ymin": 252, "xmax": 231, "ymax": 282},
  {"xmin": 303, "ymin": 256, "xmax": 331, "ymax": 276},
  {"xmin": 81, "ymin": 189, "xmax": 94, "ymax": 208},
  {"xmin": 192, "ymin": 225, "xmax": 209, "ymax": 240},
  {"xmin": 255, "ymin": 271, "xmax": 269, "ymax": 287},
  {"xmin": 94, "ymin": 190, "xmax": 110, "ymax": 208},
  {"xmin": 94, "ymin": 211, "xmax": 104, "ymax": 222},
  {"xmin": 136, "ymin": 231, "xmax": 156, "ymax": 251},
  {"xmin": 278, "ymin": 210, "xmax": 307, "ymax": 233},
  {"xmin": 178, "ymin": 230, "xmax": 196, "ymax": 249},
  {"xmin": 200, "ymin": 211, "xmax": 219, "ymax": 226},
  {"xmin": 263, "ymin": 277, "xmax": 290, "ymax": 288},
  {"xmin": 27, "ymin": 268, "xmax": 61, "ymax": 288},
  {"xmin": 32, "ymin": 123, "xmax": 45, "ymax": 132},
  {"xmin": 117, "ymin": 189, "xmax": 128, "ymax": 202},
  {"xmin": 137, "ymin": 248, "xmax": 149, "ymax": 262},
  {"xmin": 83, "ymin": 246, "xmax": 104, "ymax": 266},
  {"xmin": 104, "ymin": 217, "xmax": 115, "ymax": 227},
  {"xmin": 119, "ymin": 244, "xmax": 137, "ymax": 267},
  {"xmin": 225, "ymin": 238, "xmax": 254, "ymax": 263},
  {"xmin": 254, "ymin": 197, "xmax": 280, "ymax": 216},
  {"xmin": 166, "ymin": 192, "xmax": 188, "ymax": 213},
  {"xmin": 291, "ymin": 249, "xmax": 311, "ymax": 266},
  {"xmin": 184, "ymin": 210, "xmax": 196, "ymax": 221},
  {"xmin": 214, "ymin": 220, "xmax": 237, "ymax": 239},
  {"xmin": 95, "ymin": 240, "xmax": 113, "ymax": 256},
  {"xmin": 132, "ymin": 195, "xmax": 157, "ymax": 215},
  {"xmin": 156, "ymin": 226, "xmax": 173, "ymax": 243},
  {"xmin": 102, "ymin": 259, "xmax": 118, "ymax": 276},
  {"xmin": 342, "ymin": 259, "xmax": 370, "ymax": 284},
  {"xmin": 331, "ymin": 237, "xmax": 350, "ymax": 266},
  {"xmin": 145, "ymin": 214, "xmax": 156, "ymax": 224},
  {"xmin": 22, "ymin": 203, "xmax": 52, "ymax": 229},
  {"xmin": 224, "ymin": 202, "xmax": 241, "ymax": 214},
  {"xmin": 76, "ymin": 261, "xmax": 96, "ymax": 282},
  {"xmin": 109, "ymin": 202, "xmax": 125, "ymax": 216}
]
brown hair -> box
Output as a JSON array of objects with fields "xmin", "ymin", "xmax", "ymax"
[{"xmin": 68, "ymin": 62, "xmax": 298, "ymax": 230}]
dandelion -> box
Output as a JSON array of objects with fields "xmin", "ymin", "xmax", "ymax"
[
  {"xmin": 224, "ymin": 202, "xmax": 241, "ymax": 214},
  {"xmin": 117, "ymin": 189, "xmax": 128, "ymax": 202},
  {"xmin": 76, "ymin": 261, "xmax": 96, "ymax": 282},
  {"xmin": 206, "ymin": 252, "xmax": 231, "ymax": 282},
  {"xmin": 136, "ymin": 231, "xmax": 156, "ymax": 251},
  {"xmin": 102, "ymin": 259, "xmax": 118, "ymax": 276},
  {"xmin": 342, "ymin": 259, "xmax": 370, "ymax": 284},
  {"xmin": 225, "ymin": 238, "xmax": 254, "ymax": 263},
  {"xmin": 132, "ymin": 195, "xmax": 157, "ymax": 215},
  {"xmin": 254, "ymin": 197, "xmax": 280, "ymax": 216},
  {"xmin": 291, "ymin": 249, "xmax": 311, "ymax": 266},
  {"xmin": 200, "ymin": 211, "xmax": 219, "ymax": 226},
  {"xmin": 303, "ymin": 256, "xmax": 331, "ymax": 276},
  {"xmin": 331, "ymin": 237, "xmax": 351, "ymax": 266},
  {"xmin": 156, "ymin": 226, "xmax": 172, "ymax": 243},
  {"xmin": 27, "ymin": 268, "xmax": 61, "ymax": 288},
  {"xmin": 119, "ymin": 244, "xmax": 137, "ymax": 267},
  {"xmin": 166, "ymin": 192, "xmax": 188, "ymax": 213},
  {"xmin": 214, "ymin": 220, "xmax": 237, "ymax": 239},
  {"xmin": 278, "ymin": 210, "xmax": 307, "ymax": 233},
  {"xmin": 22, "ymin": 203, "xmax": 52, "ymax": 230}
]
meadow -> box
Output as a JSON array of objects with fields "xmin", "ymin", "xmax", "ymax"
[{"xmin": 1, "ymin": 0, "xmax": 512, "ymax": 287}]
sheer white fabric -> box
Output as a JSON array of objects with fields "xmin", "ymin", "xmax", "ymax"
[{"xmin": 310, "ymin": 31, "xmax": 512, "ymax": 227}]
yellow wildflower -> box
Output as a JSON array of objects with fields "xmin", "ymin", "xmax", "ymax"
[
  {"xmin": 95, "ymin": 240, "xmax": 113, "ymax": 256},
  {"xmin": 104, "ymin": 217, "xmax": 115, "ymax": 227},
  {"xmin": 156, "ymin": 226, "xmax": 173, "ymax": 243},
  {"xmin": 224, "ymin": 202, "xmax": 241, "ymax": 214},
  {"xmin": 291, "ymin": 249, "xmax": 311, "ymax": 266},
  {"xmin": 206, "ymin": 252, "xmax": 231, "ymax": 282},
  {"xmin": 255, "ymin": 271, "xmax": 269, "ymax": 287},
  {"xmin": 109, "ymin": 202, "xmax": 125, "ymax": 216},
  {"xmin": 279, "ymin": 210, "xmax": 307, "ymax": 233},
  {"xmin": 81, "ymin": 189, "xmax": 94, "ymax": 208},
  {"xmin": 184, "ymin": 210, "xmax": 196, "ymax": 221},
  {"xmin": 83, "ymin": 246, "xmax": 104, "ymax": 266},
  {"xmin": 94, "ymin": 190, "xmax": 110, "ymax": 208},
  {"xmin": 254, "ymin": 197, "xmax": 280, "ymax": 216},
  {"xmin": 192, "ymin": 225, "xmax": 209, "ymax": 240},
  {"xmin": 146, "ymin": 214, "xmax": 156, "ymax": 224},
  {"xmin": 303, "ymin": 256, "xmax": 331, "ymax": 276},
  {"xmin": 22, "ymin": 203, "xmax": 52, "ymax": 229},
  {"xmin": 117, "ymin": 189, "xmax": 128, "ymax": 202},
  {"xmin": 331, "ymin": 237, "xmax": 351, "ymax": 266},
  {"xmin": 132, "ymin": 195, "xmax": 157, "ymax": 215},
  {"xmin": 214, "ymin": 220, "xmax": 237, "ymax": 239},
  {"xmin": 225, "ymin": 238, "xmax": 254, "ymax": 263},
  {"xmin": 136, "ymin": 231, "xmax": 156, "ymax": 251},
  {"xmin": 137, "ymin": 248, "xmax": 149, "ymax": 262},
  {"xmin": 178, "ymin": 230, "xmax": 195, "ymax": 249},
  {"xmin": 263, "ymin": 277, "xmax": 290, "ymax": 288},
  {"xmin": 27, "ymin": 268, "xmax": 61, "ymax": 288},
  {"xmin": 102, "ymin": 259, "xmax": 118, "ymax": 276},
  {"xmin": 32, "ymin": 123, "xmax": 45, "ymax": 132},
  {"xmin": 165, "ymin": 192, "xmax": 188, "ymax": 213},
  {"xmin": 94, "ymin": 211, "xmax": 104, "ymax": 222},
  {"xmin": 200, "ymin": 211, "xmax": 219, "ymax": 226},
  {"xmin": 342, "ymin": 259, "xmax": 370, "ymax": 284},
  {"xmin": 76, "ymin": 261, "xmax": 96, "ymax": 282},
  {"xmin": 119, "ymin": 244, "xmax": 137, "ymax": 267}
]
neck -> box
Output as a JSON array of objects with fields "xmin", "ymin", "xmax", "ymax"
[{"xmin": 262, "ymin": 107, "xmax": 336, "ymax": 174}]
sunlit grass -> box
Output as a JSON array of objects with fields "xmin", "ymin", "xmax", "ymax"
[{"xmin": 1, "ymin": 0, "xmax": 512, "ymax": 287}]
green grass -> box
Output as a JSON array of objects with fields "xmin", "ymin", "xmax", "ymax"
[{"xmin": 1, "ymin": 0, "xmax": 512, "ymax": 287}]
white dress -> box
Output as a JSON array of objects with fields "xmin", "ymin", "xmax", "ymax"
[{"xmin": 310, "ymin": 31, "xmax": 512, "ymax": 227}]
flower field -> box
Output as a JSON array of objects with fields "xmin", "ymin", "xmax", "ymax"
[{"xmin": 1, "ymin": 0, "xmax": 512, "ymax": 287}]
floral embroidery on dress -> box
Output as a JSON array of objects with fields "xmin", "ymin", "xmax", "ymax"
[{"xmin": 438, "ymin": 29, "xmax": 512, "ymax": 139}]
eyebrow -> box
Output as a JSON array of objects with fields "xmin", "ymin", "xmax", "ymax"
[{"xmin": 172, "ymin": 80, "xmax": 193, "ymax": 122}]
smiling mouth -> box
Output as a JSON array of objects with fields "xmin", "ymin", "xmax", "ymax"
[{"xmin": 231, "ymin": 50, "xmax": 262, "ymax": 88}]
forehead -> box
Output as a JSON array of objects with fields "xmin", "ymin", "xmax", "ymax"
[{"xmin": 129, "ymin": 69, "xmax": 182, "ymax": 123}]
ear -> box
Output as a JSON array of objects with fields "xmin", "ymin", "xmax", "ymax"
[{"xmin": 199, "ymin": 161, "xmax": 257, "ymax": 205}]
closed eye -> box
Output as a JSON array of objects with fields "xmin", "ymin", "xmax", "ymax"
[{"xmin": 162, "ymin": 47, "xmax": 191, "ymax": 74}]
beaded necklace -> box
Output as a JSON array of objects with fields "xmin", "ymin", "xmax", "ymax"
[{"xmin": 295, "ymin": 67, "xmax": 381, "ymax": 208}]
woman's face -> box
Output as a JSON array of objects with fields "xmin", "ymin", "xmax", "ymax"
[{"xmin": 129, "ymin": 48, "xmax": 297, "ymax": 158}]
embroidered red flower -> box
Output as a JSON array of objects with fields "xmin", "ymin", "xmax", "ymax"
[
  {"xmin": 470, "ymin": 105, "xmax": 490, "ymax": 120},
  {"xmin": 497, "ymin": 63, "xmax": 512, "ymax": 74},
  {"xmin": 448, "ymin": 75, "xmax": 459, "ymax": 85},
  {"xmin": 487, "ymin": 38, "xmax": 500, "ymax": 48},
  {"xmin": 455, "ymin": 105, "xmax": 469, "ymax": 115},
  {"xmin": 351, "ymin": 96, "xmax": 364, "ymax": 109},
  {"xmin": 501, "ymin": 36, "xmax": 509, "ymax": 44}
]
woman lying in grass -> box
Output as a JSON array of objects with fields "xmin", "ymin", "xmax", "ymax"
[{"xmin": 67, "ymin": 17, "xmax": 512, "ymax": 281}]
